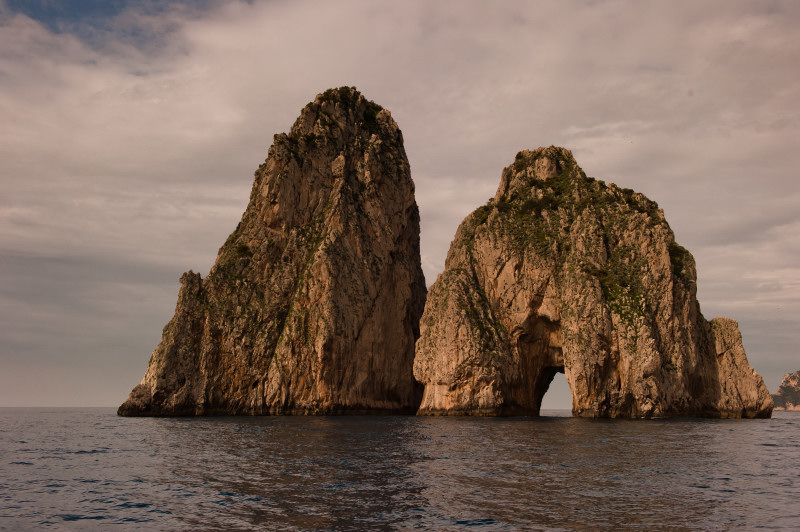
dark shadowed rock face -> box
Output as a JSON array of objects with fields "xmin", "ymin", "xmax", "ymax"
[
  {"xmin": 414, "ymin": 146, "xmax": 772, "ymax": 419},
  {"xmin": 773, "ymin": 371, "xmax": 800, "ymax": 410},
  {"xmin": 119, "ymin": 87, "xmax": 426, "ymax": 416}
]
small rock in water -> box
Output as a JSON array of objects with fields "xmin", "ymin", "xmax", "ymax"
[{"xmin": 772, "ymin": 370, "xmax": 800, "ymax": 411}]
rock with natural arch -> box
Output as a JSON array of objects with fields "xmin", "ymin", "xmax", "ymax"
[{"xmin": 413, "ymin": 146, "xmax": 773, "ymax": 418}]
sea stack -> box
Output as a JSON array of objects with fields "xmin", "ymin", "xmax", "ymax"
[
  {"xmin": 414, "ymin": 146, "xmax": 772, "ymax": 418},
  {"xmin": 119, "ymin": 87, "xmax": 426, "ymax": 416},
  {"xmin": 772, "ymin": 371, "xmax": 800, "ymax": 411}
]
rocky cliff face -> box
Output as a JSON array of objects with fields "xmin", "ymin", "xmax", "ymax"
[
  {"xmin": 772, "ymin": 371, "xmax": 800, "ymax": 411},
  {"xmin": 414, "ymin": 146, "xmax": 772, "ymax": 418},
  {"xmin": 119, "ymin": 87, "xmax": 426, "ymax": 416}
]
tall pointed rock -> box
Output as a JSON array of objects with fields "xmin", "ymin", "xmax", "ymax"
[
  {"xmin": 414, "ymin": 146, "xmax": 772, "ymax": 418},
  {"xmin": 119, "ymin": 87, "xmax": 426, "ymax": 415}
]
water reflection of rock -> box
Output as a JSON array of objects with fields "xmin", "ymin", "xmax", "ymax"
[
  {"xmin": 409, "ymin": 417, "xmax": 728, "ymax": 529},
  {"xmin": 155, "ymin": 417, "xmax": 428, "ymax": 529},
  {"xmin": 145, "ymin": 416, "xmax": 778, "ymax": 530}
]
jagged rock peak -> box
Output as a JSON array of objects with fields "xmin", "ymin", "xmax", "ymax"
[
  {"xmin": 494, "ymin": 146, "xmax": 575, "ymax": 201},
  {"xmin": 414, "ymin": 146, "xmax": 772, "ymax": 419},
  {"xmin": 772, "ymin": 371, "xmax": 800, "ymax": 410},
  {"xmin": 119, "ymin": 86, "xmax": 426, "ymax": 416},
  {"xmin": 290, "ymin": 86, "xmax": 398, "ymax": 138}
]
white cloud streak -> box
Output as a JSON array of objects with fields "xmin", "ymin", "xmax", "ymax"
[{"xmin": 1, "ymin": 0, "xmax": 798, "ymax": 405}]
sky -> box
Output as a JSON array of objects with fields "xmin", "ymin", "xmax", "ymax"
[{"xmin": 1, "ymin": 0, "xmax": 798, "ymax": 409}]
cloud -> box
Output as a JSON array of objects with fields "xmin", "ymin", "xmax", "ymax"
[{"xmin": 1, "ymin": 0, "xmax": 799, "ymax": 405}]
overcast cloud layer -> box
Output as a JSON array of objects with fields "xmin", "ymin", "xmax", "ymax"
[{"xmin": 1, "ymin": 0, "xmax": 798, "ymax": 407}]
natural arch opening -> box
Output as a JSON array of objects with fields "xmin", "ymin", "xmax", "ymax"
[
  {"xmin": 503, "ymin": 313, "xmax": 571, "ymax": 416},
  {"xmin": 539, "ymin": 371, "xmax": 572, "ymax": 415}
]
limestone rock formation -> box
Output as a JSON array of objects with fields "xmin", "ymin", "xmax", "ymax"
[
  {"xmin": 414, "ymin": 146, "xmax": 772, "ymax": 418},
  {"xmin": 119, "ymin": 87, "xmax": 426, "ymax": 416},
  {"xmin": 772, "ymin": 371, "xmax": 800, "ymax": 411}
]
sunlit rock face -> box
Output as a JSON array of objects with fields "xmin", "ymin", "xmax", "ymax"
[
  {"xmin": 413, "ymin": 146, "xmax": 772, "ymax": 418},
  {"xmin": 772, "ymin": 371, "xmax": 800, "ymax": 411},
  {"xmin": 119, "ymin": 87, "xmax": 426, "ymax": 416}
]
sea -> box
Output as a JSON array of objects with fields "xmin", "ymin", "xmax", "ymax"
[{"xmin": 0, "ymin": 408, "xmax": 798, "ymax": 531}]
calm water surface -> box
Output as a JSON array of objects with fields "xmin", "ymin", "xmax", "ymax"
[{"xmin": 1, "ymin": 408, "xmax": 798, "ymax": 530}]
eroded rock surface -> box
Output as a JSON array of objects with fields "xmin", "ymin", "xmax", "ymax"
[
  {"xmin": 119, "ymin": 87, "xmax": 426, "ymax": 416},
  {"xmin": 772, "ymin": 371, "xmax": 800, "ymax": 411},
  {"xmin": 414, "ymin": 147, "xmax": 772, "ymax": 418}
]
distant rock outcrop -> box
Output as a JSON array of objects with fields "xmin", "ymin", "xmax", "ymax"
[
  {"xmin": 119, "ymin": 87, "xmax": 426, "ymax": 416},
  {"xmin": 772, "ymin": 371, "xmax": 800, "ymax": 411},
  {"xmin": 414, "ymin": 146, "xmax": 772, "ymax": 418}
]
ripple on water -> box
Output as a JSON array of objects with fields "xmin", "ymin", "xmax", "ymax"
[{"xmin": 1, "ymin": 409, "xmax": 799, "ymax": 530}]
